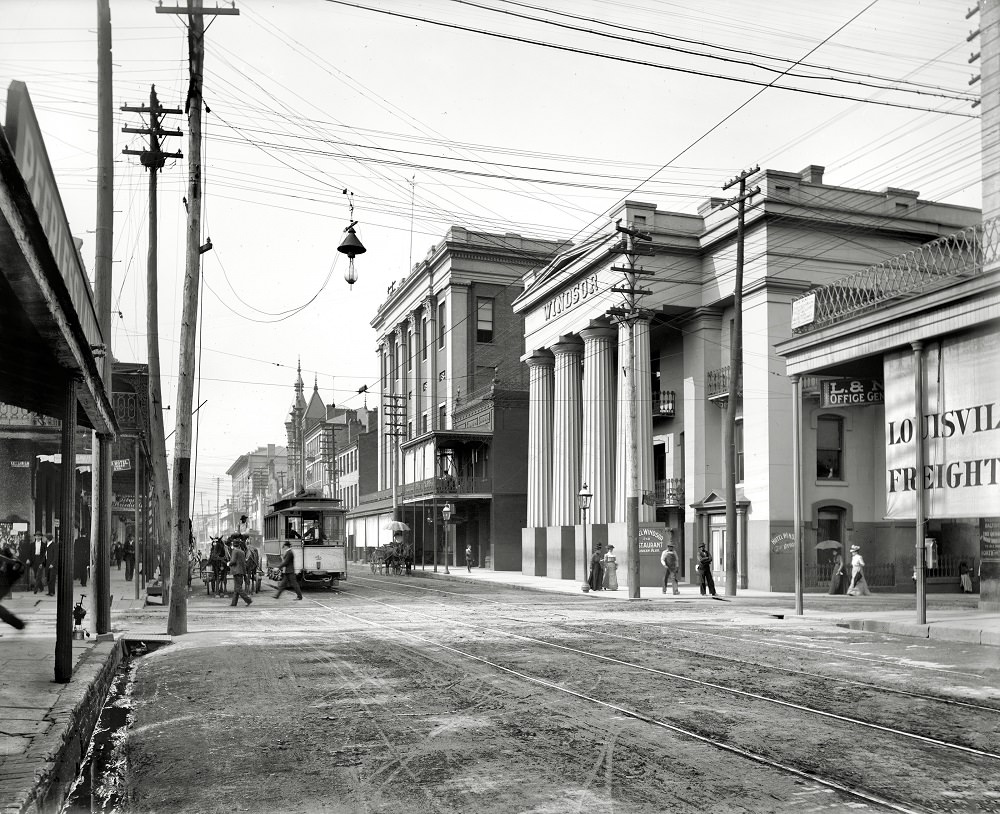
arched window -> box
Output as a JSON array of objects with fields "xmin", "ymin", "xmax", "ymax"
[{"xmin": 816, "ymin": 414, "xmax": 844, "ymax": 480}]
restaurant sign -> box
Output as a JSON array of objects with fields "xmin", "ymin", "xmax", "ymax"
[{"xmin": 820, "ymin": 378, "xmax": 884, "ymax": 408}]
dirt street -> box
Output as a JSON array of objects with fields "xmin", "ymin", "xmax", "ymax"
[{"xmin": 104, "ymin": 571, "xmax": 1000, "ymax": 814}]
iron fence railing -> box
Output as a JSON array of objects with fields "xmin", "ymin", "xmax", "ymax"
[
  {"xmin": 792, "ymin": 217, "xmax": 1000, "ymax": 333},
  {"xmin": 804, "ymin": 562, "xmax": 896, "ymax": 589}
]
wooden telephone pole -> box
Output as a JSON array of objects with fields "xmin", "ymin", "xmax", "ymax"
[
  {"xmin": 721, "ymin": 166, "xmax": 759, "ymax": 596},
  {"xmin": 121, "ymin": 86, "xmax": 183, "ymax": 599},
  {"xmin": 607, "ymin": 220, "xmax": 653, "ymax": 599},
  {"xmin": 156, "ymin": 1, "xmax": 239, "ymax": 635}
]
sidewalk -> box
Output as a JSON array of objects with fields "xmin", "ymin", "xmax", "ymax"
[
  {"xmin": 0, "ymin": 563, "xmax": 997, "ymax": 814},
  {"xmin": 0, "ymin": 562, "xmax": 145, "ymax": 814}
]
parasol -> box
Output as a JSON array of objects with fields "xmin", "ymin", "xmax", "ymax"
[
  {"xmin": 384, "ymin": 520, "xmax": 410, "ymax": 533},
  {"xmin": 815, "ymin": 540, "xmax": 842, "ymax": 550}
]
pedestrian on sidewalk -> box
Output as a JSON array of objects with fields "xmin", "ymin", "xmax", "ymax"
[
  {"xmin": 44, "ymin": 534, "xmax": 56, "ymax": 596},
  {"xmin": 828, "ymin": 551, "xmax": 845, "ymax": 595},
  {"xmin": 123, "ymin": 535, "xmax": 136, "ymax": 581},
  {"xmin": 74, "ymin": 531, "xmax": 89, "ymax": 587},
  {"xmin": 847, "ymin": 544, "xmax": 870, "ymax": 596},
  {"xmin": 274, "ymin": 541, "xmax": 302, "ymax": 600},
  {"xmin": 697, "ymin": 544, "xmax": 717, "ymax": 596},
  {"xmin": 959, "ymin": 561, "xmax": 974, "ymax": 593},
  {"xmin": 660, "ymin": 543, "xmax": 680, "ymax": 595},
  {"xmin": 465, "ymin": 543, "xmax": 473, "ymax": 572},
  {"xmin": 26, "ymin": 531, "xmax": 45, "ymax": 594},
  {"xmin": 0, "ymin": 552, "xmax": 25, "ymax": 630},
  {"xmin": 603, "ymin": 545, "xmax": 619, "ymax": 591},
  {"xmin": 227, "ymin": 539, "xmax": 253, "ymax": 607},
  {"xmin": 112, "ymin": 538, "xmax": 123, "ymax": 570},
  {"xmin": 588, "ymin": 542, "xmax": 606, "ymax": 591}
]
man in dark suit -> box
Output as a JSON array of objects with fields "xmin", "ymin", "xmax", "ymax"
[
  {"xmin": 44, "ymin": 534, "xmax": 57, "ymax": 596},
  {"xmin": 25, "ymin": 531, "xmax": 46, "ymax": 594},
  {"xmin": 274, "ymin": 541, "xmax": 302, "ymax": 600}
]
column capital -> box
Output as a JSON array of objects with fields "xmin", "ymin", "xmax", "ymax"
[
  {"xmin": 551, "ymin": 335, "xmax": 584, "ymax": 356},
  {"xmin": 524, "ymin": 349, "xmax": 555, "ymax": 368},
  {"xmin": 406, "ymin": 313, "xmax": 418, "ymax": 330},
  {"xmin": 422, "ymin": 296, "xmax": 437, "ymax": 318},
  {"xmin": 580, "ymin": 319, "xmax": 617, "ymax": 343}
]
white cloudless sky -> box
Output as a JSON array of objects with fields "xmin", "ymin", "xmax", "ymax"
[{"xmin": 2, "ymin": 0, "xmax": 982, "ymax": 511}]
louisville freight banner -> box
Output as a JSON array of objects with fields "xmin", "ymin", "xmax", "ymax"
[{"xmin": 884, "ymin": 328, "xmax": 1000, "ymax": 519}]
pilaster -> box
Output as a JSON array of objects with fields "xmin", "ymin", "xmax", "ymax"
[{"xmin": 525, "ymin": 351, "xmax": 555, "ymax": 527}]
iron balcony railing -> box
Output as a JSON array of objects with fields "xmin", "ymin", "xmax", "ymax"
[
  {"xmin": 654, "ymin": 478, "xmax": 684, "ymax": 506},
  {"xmin": 792, "ymin": 217, "xmax": 1000, "ymax": 333},
  {"xmin": 653, "ymin": 390, "xmax": 676, "ymax": 417},
  {"xmin": 706, "ymin": 366, "xmax": 742, "ymax": 402},
  {"xmin": 401, "ymin": 475, "xmax": 493, "ymax": 499}
]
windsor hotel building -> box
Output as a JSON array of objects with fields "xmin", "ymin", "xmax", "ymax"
[{"xmin": 513, "ymin": 165, "xmax": 983, "ymax": 592}]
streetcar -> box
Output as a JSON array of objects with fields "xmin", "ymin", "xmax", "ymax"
[{"xmin": 262, "ymin": 493, "xmax": 348, "ymax": 588}]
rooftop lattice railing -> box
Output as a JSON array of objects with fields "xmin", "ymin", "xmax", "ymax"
[{"xmin": 791, "ymin": 216, "xmax": 1000, "ymax": 333}]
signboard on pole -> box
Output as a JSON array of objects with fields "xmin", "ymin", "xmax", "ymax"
[{"xmin": 884, "ymin": 329, "xmax": 1000, "ymax": 519}]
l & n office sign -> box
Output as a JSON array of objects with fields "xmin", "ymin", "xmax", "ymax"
[{"xmin": 884, "ymin": 328, "xmax": 1000, "ymax": 519}]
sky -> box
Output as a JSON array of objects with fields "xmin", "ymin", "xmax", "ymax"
[{"xmin": 2, "ymin": 0, "xmax": 983, "ymax": 514}]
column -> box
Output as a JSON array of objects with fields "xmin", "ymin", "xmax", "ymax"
[
  {"xmin": 551, "ymin": 336, "xmax": 583, "ymax": 526},
  {"xmin": 55, "ymin": 375, "xmax": 77, "ymax": 683},
  {"xmin": 580, "ymin": 321, "xmax": 616, "ymax": 523},
  {"xmin": 526, "ymin": 351, "xmax": 554, "ymax": 528},
  {"xmin": 614, "ymin": 317, "xmax": 654, "ymax": 522}
]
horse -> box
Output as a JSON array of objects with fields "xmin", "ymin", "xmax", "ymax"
[{"xmin": 208, "ymin": 536, "xmax": 230, "ymax": 596}]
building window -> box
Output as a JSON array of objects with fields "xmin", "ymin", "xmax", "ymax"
[
  {"xmin": 438, "ymin": 302, "xmax": 446, "ymax": 348},
  {"xmin": 817, "ymin": 414, "xmax": 843, "ymax": 480},
  {"xmin": 438, "ymin": 404, "xmax": 446, "ymax": 429},
  {"xmin": 407, "ymin": 331, "xmax": 413, "ymax": 370},
  {"xmin": 735, "ymin": 419, "xmax": 744, "ymax": 482},
  {"xmin": 422, "ymin": 317, "xmax": 429, "ymax": 360},
  {"xmin": 476, "ymin": 297, "xmax": 494, "ymax": 343},
  {"xmin": 407, "ymin": 420, "xmax": 413, "ymax": 441}
]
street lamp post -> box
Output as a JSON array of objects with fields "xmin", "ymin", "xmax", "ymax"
[
  {"xmin": 578, "ymin": 484, "xmax": 592, "ymax": 592},
  {"xmin": 441, "ymin": 503, "xmax": 452, "ymax": 575}
]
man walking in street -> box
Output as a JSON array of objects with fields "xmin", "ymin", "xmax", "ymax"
[
  {"xmin": 227, "ymin": 538, "xmax": 253, "ymax": 607},
  {"xmin": 465, "ymin": 543, "xmax": 473, "ymax": 573},
  {"xmin": 697, "ymin": 543, "xmax": 717, "ymax": 597},
  {"xmin": 274, "ymin": 540, "xmax": 302, "ymax": 600},
  {"xmin": 660, "ymin": 542, "xmax": 680, "ymax": 595}
]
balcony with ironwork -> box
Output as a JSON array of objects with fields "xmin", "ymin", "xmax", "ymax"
[
  {"xmin": 654, "ymin": 478, "xmax": 684, "ymax": 507},
  {"xmin": 653, "ymin": 389, "xmax": 676, "ymax": 418},
  {"xmin": 706, "ymin": 366, "xmax": 741, "ymax": 406},
  {"xmin": 791, "ymin": 217, "xmax": 1000, "ymax": 334},
  {"xmin": 402, "ymin": 475, "xmax": 493, "ymax": 500}
]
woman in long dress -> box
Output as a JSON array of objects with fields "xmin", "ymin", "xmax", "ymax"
[
  {"xmin": 847, "ymin": 545, "xmax": 870, "ymax": 596},
  {"xmin": 828, "ymin": 551, "xmax": 844, "ymax": 595},
  {"xmin": 603, "ymin": 545, "xmax": 619, "ymax": 591}
]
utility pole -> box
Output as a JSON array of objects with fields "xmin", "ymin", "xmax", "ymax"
[
  {"xmin": 90, "ymin": 0, "xmax": 114, "ymax": 638},
  {"xmin": 121, "ymin": 86, "xmax": 182, "ymax": 595},
  {"xmin": 607, "ymin": 220, "xmax": 653, "ymax": 600},
  {"xmin": 216, "ymin": 476, "xmax": 220, "ymax": 537},
  {"xmin": 721, "ymin": 166, "xmax": 759, "ymax": 596},
  {"xmin": 156, "ymin": 0, "xmax": 239, "ymax": 635},
  {"xmin": 383, "ymin": 393, "xmax": 406, "ymax": 520}
]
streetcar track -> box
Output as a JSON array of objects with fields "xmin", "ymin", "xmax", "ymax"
[
  {"xmin": 308, "ymin": 594, "xmax": 932, "ymax": 814},
  {"xmin": 349, "ymin": 573, "xmax": 994, "ymax": 680},
  {"xmin": 321, "ymin": 589, "xmax": 1000, "ymax": 764}
]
